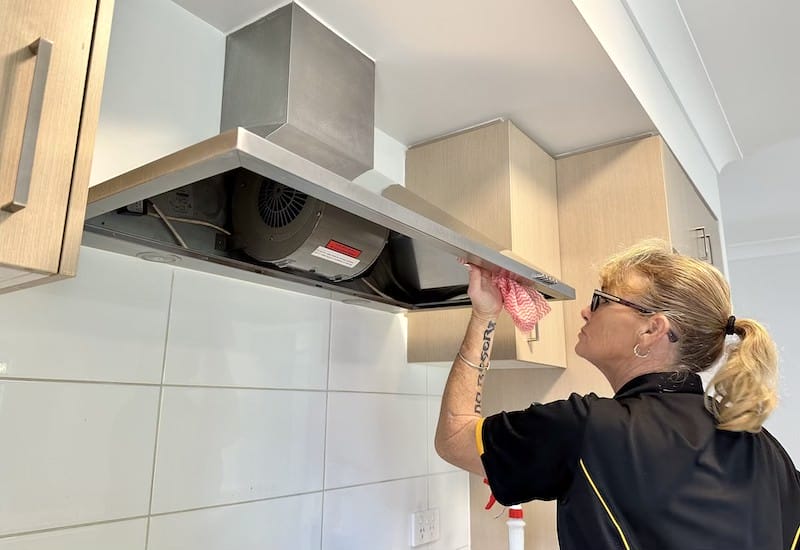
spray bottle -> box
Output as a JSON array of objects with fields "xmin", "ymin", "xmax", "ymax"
[{"xmin": 483, "ymin": 479, "xmax": 526, "ymax": 550}]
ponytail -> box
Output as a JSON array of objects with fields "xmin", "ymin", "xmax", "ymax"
[{"xmin": 706, "ymin": 318, "xmax": 778, "ymax": 433}]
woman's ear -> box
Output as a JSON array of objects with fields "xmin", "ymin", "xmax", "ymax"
[{"xmin": 646, "ymin": 314, "xmax": 672, "ymax": 341}]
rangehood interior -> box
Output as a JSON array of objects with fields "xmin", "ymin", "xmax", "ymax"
[
  {"xmin": 83, "ymin": 128, "xmax": 574, "ymax": 312},
  {"xmin": 82, "ymin": 2, "xmax": 574, "ymax": 313}
]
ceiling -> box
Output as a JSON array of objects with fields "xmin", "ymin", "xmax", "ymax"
[
  {"xmin": 171, "ymin": 0, "xmax": 655, "ymax": 155},
  {"xmin": 677, "ymin": 0, "xmax": 800, "ymax": 158}
]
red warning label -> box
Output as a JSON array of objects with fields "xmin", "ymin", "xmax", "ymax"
[{"xmin": 325, "ymin": 240, "xmax": 362, "ymax": 258}]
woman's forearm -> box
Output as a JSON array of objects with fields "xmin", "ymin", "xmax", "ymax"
[{"xmin": 434, "ymin": 311, "xmax": 498, "ymax": 475}]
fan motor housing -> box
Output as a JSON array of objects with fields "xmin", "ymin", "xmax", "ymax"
[{"xmin": 232, "ymin": 173, "xmax": 389, "ymax": 281}]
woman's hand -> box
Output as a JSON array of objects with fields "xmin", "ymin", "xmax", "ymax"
[{"xmin": 465, "ymin": 262, "xmax": 503, "ymax": 320}]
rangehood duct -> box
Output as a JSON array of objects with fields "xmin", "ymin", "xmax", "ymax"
[{"xmin": 83, "ymin": 3, "xmax": 574, "ymax": 313}]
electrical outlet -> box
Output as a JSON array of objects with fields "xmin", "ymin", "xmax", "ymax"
[{"xmin": 410, "ymin": 508, "xmax": 440, "ymax": 547}]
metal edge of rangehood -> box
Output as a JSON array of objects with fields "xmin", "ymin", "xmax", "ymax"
[
  {"xmin": 84, "ymin": 127, "xmax": 575, "ymax": 302},
  {"xmin": 85, "ymin": 129, "xmax": 243, "ymax": 219},
  {"xmin": 233, "ymin": 130, "xmax": 575, "ymax": 301}
]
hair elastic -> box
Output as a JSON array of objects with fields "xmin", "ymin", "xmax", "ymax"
[{"xmin": 725, "ymin": 315, "xmax": 736, "ymax": 335}]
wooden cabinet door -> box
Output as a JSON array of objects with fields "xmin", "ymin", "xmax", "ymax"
[
  {"xmin": 686, "ymin": 182, "xmax": 722, "ymax": 269},
  {"xmin": 0, "ymin": 0, "xmax": 98, "ymax": 279},
  {"xmin": 661, "ymin": 140, "xmax": 722, "ymax": 267}
]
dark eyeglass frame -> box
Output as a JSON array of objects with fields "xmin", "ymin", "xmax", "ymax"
[{"xmin": 591, "ymin": 289, "xmax": 679, "ymax": 343}]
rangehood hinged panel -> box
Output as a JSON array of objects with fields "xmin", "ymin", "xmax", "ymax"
[{"xmin": 84, "ymin": 128, "xmax": 575, "ymax": 312}]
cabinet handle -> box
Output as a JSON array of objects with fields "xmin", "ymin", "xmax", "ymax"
[
  {"xmin": 705, "ymin": 234, "xmax": 714, "ymax": 264},
  {"xmin": 2, "ymin": 38, "xmax": 53, "ymax": 213},
  {"xmin": 693, "ymin": 226, "xmax": 710, "ymax": 261},
  {"xmin": 526, "ymin": 323, "xmax": 540, "ymax": 343}
]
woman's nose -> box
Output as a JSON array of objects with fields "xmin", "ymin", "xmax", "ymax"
[{"xmin": 580, "ymin": 304, "xmax": 591, "ymax": 321}]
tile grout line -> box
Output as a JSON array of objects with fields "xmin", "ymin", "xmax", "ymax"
[
  {"xmin": 0, "ymin": 515, "xmax": 149, "ymax": 541},
  {"xmin": 144, "ymin": 270, "xmax": 176, "ymax": 549},
  {"xmin": 0, "ymin": 376, "xmax": 436, "ymax": 397},
  {"xmin": 318, "ymin": 303, "xmax": 333, "ymax": 550},
  {"xmin": 426, "ymin": 383, "xmax": 433, "ymax": 510}
]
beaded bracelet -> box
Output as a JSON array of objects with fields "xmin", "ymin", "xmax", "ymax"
[{"xmin": 456, "ymin": 351, "xmax": 489, "ymax": 371}]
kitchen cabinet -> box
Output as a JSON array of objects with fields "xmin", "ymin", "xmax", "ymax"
[
  {"xmin": 556, "ymin": 134, "xmax": 723, "ymax": 384},
  {"xmin": 0, "ymin": 0, "xmax": 114, "ymax": 293},
  {"xmin": 404, "ymin": 119, "xmax": 566, "ymax": 368},
  {"xmin": 662, "ymin": 141, "xmax": 723, "ymax": 268}
]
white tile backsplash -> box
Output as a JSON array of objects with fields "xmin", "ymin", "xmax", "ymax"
[
  {"xmin": 322, "ymin": 477, "xmax": 427, "ymax": 550},
  {"xmin": 0, "ymin": 246, "xmax": 472, "ymax": 546},
  {"xmin": 164, "ymin": 270, "xmax": 330, "ymax": 389},
  {"xmin": 0, "ymin": 519, "xmax": 147, "ymax": 550},
  {"xmin": 427, "ymin": 364, "xmax": 452, "ymax": 396},
  {"xmin": 148, "ymin": 493, "xmax": 323, "ymax": 550},
  {"xmin": 0, "ymin": 381, "xmax": 159, "ymax": 535},
  {"xmin": 428, "ymin": 472, "xmax": 471, "ymax": 550},
  {"xmin": 325, "ymin": 392, "xmax": 428, "ymax": 489},
  {"xmin": 329, "ymin": 303, "xmax": 426, "ymax": 394},
  {"xmin": 0, "ymin": 247, "xmax": 171, "ymax": 383},
  {"xmin": 151, "ymin": 387, "xmax": 326, "ymax": 513}
]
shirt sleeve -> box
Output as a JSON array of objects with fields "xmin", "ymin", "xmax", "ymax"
[{"xmin": 479, "ymin": 392, "xmax": 597, "ymax": 505}]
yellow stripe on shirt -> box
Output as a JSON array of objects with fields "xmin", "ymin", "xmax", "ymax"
[
  {"xmin": 580, "ymin": 458, "xmax": 631, "ymax": 550},
  {"xmin": 790, "ymin": 523, "xmax": 800, "ymax": 550},
  {"xmin": 475, "ymin": 417, "xmax": 485, "ymax": 455}
]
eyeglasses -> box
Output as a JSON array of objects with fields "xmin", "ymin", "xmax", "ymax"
[
  {"xmin": 590, "ymin": 289, "xmax": 679, "ymax": 342},
  {"xmin": 591, "ymin": 289, "xmax": 655, "ymax": 314}
]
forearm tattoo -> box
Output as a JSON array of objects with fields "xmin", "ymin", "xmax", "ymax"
[{"xmin": 474, "ymin": 320, "xmax": 496, "ymax": 414}]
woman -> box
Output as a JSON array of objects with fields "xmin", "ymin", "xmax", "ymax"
[{"xmin": 435, "ymin": 240, "xmax": 799, "ymax": 549}]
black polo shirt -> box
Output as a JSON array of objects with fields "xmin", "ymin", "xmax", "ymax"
[{"xmin": 478, "ymin": 372, "xmax": 800, "ymax": 550}]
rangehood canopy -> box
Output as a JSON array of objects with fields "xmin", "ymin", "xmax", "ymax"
[
  {"xmin": 84, "ymin": 128, "xmax": 574, "ymax": 312},
  {"xmin": 83, "ymin": 3, "xmax": 574, "ymax": 313}
]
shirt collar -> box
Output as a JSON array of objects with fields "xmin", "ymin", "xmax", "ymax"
[{"xmin": 614, "ymin": 371, "xmax": 704, "ymax": 399}]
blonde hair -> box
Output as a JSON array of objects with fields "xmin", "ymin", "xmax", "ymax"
[{"xmin": 599, "ymin": 239, "xmax": 778, "ymax": 433}]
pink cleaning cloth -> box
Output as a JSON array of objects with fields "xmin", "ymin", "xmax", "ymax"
[{"xmin": 491, "ymin": 274, "xmax": 551, "ymax": 332}]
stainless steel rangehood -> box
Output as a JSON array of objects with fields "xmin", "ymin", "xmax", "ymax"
[{"xmin": 83, "ymin": 3, "xmax": 574, "ymax": 312}]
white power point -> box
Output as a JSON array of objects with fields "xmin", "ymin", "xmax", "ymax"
[{"xmin": 410, "ymin": 508, "xmax": 440, "ymax": 547}]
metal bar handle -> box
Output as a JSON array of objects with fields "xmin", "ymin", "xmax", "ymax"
[
  {"xmin": 526, "ymin": 322, "xmax": 540, "ymax": 343},
  {"xmin": 693, "ymin": 226, "xmax": 709, "ymax": 261},
  {"xmin": 2, "ymin": 38, "xmax": 53, "ymax": 213},
  {"xmin": 705, "ymin": 234, "xmax": 714, "ymax": 264}
]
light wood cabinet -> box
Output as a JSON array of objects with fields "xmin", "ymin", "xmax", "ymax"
[
  {"xmin": 404, "ymin": 119, "xmax": 566, "ymax": 369},
  {"xmin": 556, "ymin": 134, "xmax": 723, "ymax": 398},
  {"xmin": 662, "ymin": 140, "xmax": 723, "ymax": 268},
  {"xmin": 0, "ymin": 0, "xmax": 114, "ymax": 292}
]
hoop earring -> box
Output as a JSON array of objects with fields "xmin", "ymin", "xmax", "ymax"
[{"xmin": 633, "ymin": 344, "xmax": 650, "ymax": 358}]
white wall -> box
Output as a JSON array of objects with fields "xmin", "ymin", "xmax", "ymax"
[
  {"xmin": 89, "ymin": 0, "xmax": 226, "ymax": 186},
  {"xmin": 0, "ymin": 1, "xmax": 468, "ymax": 548},
  {"xmin": 719, "ymin": 137, "xmax": 800, "ymax": 246}
]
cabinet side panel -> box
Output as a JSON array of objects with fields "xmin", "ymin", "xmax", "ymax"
[
  {"xmin": 406, "ymin": 308, "xmax": 517, "ymax": 364},
  {"xmin": 508, "ymin": 122, "xmax": 566, "ymax": 368},
  {"xmin": 59, "ymin": 0, "xmax": 115, "ymax": 277},
  {"xmin": 405, "ymin": 121, "xmax": 512, "ymax": 249}
]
